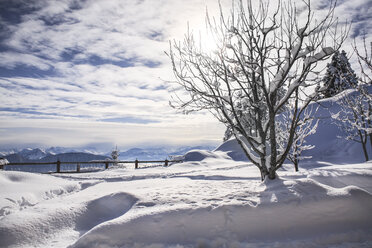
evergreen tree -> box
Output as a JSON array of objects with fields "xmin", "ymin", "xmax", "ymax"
[
  {"xmin": 322, "ymin": 50, "xmax": 358, "ymax": 97},
  {"xmin": 111, "ymin": 146, "xmax": 119, "ymax": 164}
]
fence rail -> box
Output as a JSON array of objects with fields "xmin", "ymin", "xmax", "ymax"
[{"xmin": 1, "ymin": 159, "xmax": 183, "ymax": 173}]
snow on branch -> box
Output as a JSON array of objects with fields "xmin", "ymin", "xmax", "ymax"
[
  {"xmin": 331, "ymin": 86, "xmax": 372, "ymax": 161},
  {"xmin": 168, "ymin": 0, "xmax": 348, "ymax": 180}
]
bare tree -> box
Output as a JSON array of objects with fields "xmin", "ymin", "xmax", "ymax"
[
  {"xmin": 354, "ymin": 37, "xmax": 372, "ymax": 149},
  {"xmin": 168, "ymin": 0, "xmax": 348, "ymax": 180},
  {"xmin": 331, "ymin": 87, "xmax": 371, "ymax": 161},
  {"xmin": 278, "ymin": 104, "xmax": 319, "ymax": 171},
  {"xmin": 353, "ymin": 36, "xmax": 372, "ymax": 85},
  {"xmin": 331, "ymin": 38, "xmax": 371, "ymax": 161}
]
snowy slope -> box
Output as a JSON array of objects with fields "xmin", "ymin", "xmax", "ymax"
[
  {"xmin": 303, "ymin": 89, "xmax": 372, "ymax": 163},
  {"xmin": 214, "ymin": 89, "xmax": 372, "ymax": 164},
  {"xmin": 0, "ymin": 157, "xmax": 371, "ymax": 248}
]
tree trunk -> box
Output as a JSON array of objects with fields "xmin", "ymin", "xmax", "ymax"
[
  {"xmin": 293, "ymin": 153, "xmax": 299, "ymax": 172},
  {"xmin": 358, "ymin": 130, "xmax": 369, "ymax": 161},
  {"xmin": 294, "ymin": 160, "xmax": 299, "ymax": 172},
  {"xmin": 268, "ymin": 168, "xmax": 276, "ymax": 180},
  {"xmin": 368, "ymin": 104, "xmax": 371, "ymax": 151},
  {"xmin": 269, "ymin": 111, "xmax": 277, "ymax": 173},
  {"xmin": 361, "ymin": 141, "xmax": 369, "ymax": 161},
  {"xmin": 260, "ymin": 165, "xmax": 269, "ymax": 181}
]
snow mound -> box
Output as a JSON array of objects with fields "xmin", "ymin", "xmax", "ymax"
[
  {"xmin": 70, "ymin": 177, "xmax": 372, "ymax": 248},
  {"xmin": 0, "ymin": 191, "xmax": 137, "ymax": 248},
  {"xmin": 214, "ymin": 138, "xmax": 247, "ymax": 161},
  {"xmin": 183, "ymin": 149, "xmax": 230, "ymax": 162},
  {"xmin": 0, "ymin": 171, "xmax": 80, "ymax": 217},
  {"xmin": 76, "ymin": 192, "xmax": 138, "ymax": 232}
]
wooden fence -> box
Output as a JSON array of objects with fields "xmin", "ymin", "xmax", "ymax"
[{"xmin": 1, "ymin": 159, "xmax": 182, "ymax": 173}]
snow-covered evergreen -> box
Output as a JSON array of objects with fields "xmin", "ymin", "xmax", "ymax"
[
  {"xmin": 322, "ymin": 50, "xmax": 358, "ymax": 98},
  {"xmin": 111, "ymin": 146, "xmax": 119, "ymax": 161}
]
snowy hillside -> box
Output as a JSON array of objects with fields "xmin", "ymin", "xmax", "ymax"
[
  {"xmin": 301, "ymin": 88, "xmax": 371, "ymax": 163},
  {"xmin": 214, "ymin": 89, "xmax": 372, "ymax": 164}
]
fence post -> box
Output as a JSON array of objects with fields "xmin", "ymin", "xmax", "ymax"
[
  {"xmin": 56, "ymin": 160, "xmax": 61, "ymax": 173},
  {"xmin": 105, "ymin": 161, "xmax": 109, "ymax": 169},
  {"xmin": 164, "ymin": 159, "xmax": 168, "ymax": 167},
  {"xmin": 77, "ymin": 163, "xmax": 80, "ymax": 172},
  {"xmin": 135, "ymin": 159, "xmax": 138, "ymax": 169}
]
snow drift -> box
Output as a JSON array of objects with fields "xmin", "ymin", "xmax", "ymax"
[
  {"xmin": 1, "ymin": 160, "xmax": 371, "ymax": 248},
  {"xmin": 183, "ymin": 149, "xmax": 231, "ymax": 162},
  {"xmin": 0, "ymin": 171, "xmax": 80, "ymax": 217},
  {"xmin": 72, "ymin": 181, "xmax": 372, "ymax": 248}
]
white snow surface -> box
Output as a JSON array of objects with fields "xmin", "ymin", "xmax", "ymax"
[
  {"xmin": 1, "ymin": 90, "xmax": 372, "ymax": 247},
  {"xmin": 1, "ymin": 156, "xmax": 372, "ymax": 248}
]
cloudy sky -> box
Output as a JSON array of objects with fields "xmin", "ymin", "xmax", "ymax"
[{"xmin": 0, "ymin": 0, "xmax": 370, "ymax": 151}]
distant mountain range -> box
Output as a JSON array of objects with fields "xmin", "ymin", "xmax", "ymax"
[
  {"xmin": 4, "ymin": 151, "xmax": 109, "ymax": 163},
  {"xmin": 1, "ymin": 145, "xmax": 215, "ymax": 163}
]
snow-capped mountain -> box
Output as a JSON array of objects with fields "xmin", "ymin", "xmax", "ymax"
[
  {"xmin": 46, "ymin": 147, "xmax": 104, "ymax": 155},
  {"xmin": 1, "ymin": 148, "xmax": 50, "ymax": 162},
  {"xmin": 19, "ymin": 148, "xmax": 48, "ymax": 160},
  {"xmin": 38, "ymin": 153, "xmax": 109, "ymax": 163},
  {"xmin": 45, "ymin": 147, "xmax": 76, "ymax": 155},
  {"xmin": 2, "ymin": 145, "xmax": 216, "ymax": 163},
  {"xmin": 4, "ymin": 151, "xmax": 109, "ymax": 164},
  {"xmin": 0, "ymin": 149, "xmax": 19, "ymax": 157}
]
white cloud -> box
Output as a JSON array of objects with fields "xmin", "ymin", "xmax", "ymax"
[
  {"xmin": 0, "ymin": 52, "xmax": 51, "ymax": 70},
  {"xmin": 0, "ymin": 0, "xmax": 370, "ymax": 149},
  {"xmin": 0, "ymin": 114, "xmax": 224, "ymax": 149}
]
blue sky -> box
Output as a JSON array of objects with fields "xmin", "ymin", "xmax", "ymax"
[{"xmin": 0, "ymin": 0, "xmax": 370, "ymax": 151}]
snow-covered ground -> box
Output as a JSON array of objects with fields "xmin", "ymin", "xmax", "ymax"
[
  {"xmin": 1, "ymin": 151, "xmax": 371, "ymax": 248},
  {"xmin": 1, "ymin": 90, "xmax": 371, "ymax": 247}
]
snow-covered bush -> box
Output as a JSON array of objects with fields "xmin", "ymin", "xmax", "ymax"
[
  {"xmin": 0, "ymin": 158, "xmax": 9, "ymax": 169},
  {"xmin": 168, "ymin": 0, "xmax": 348, "ymax": 180}
]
